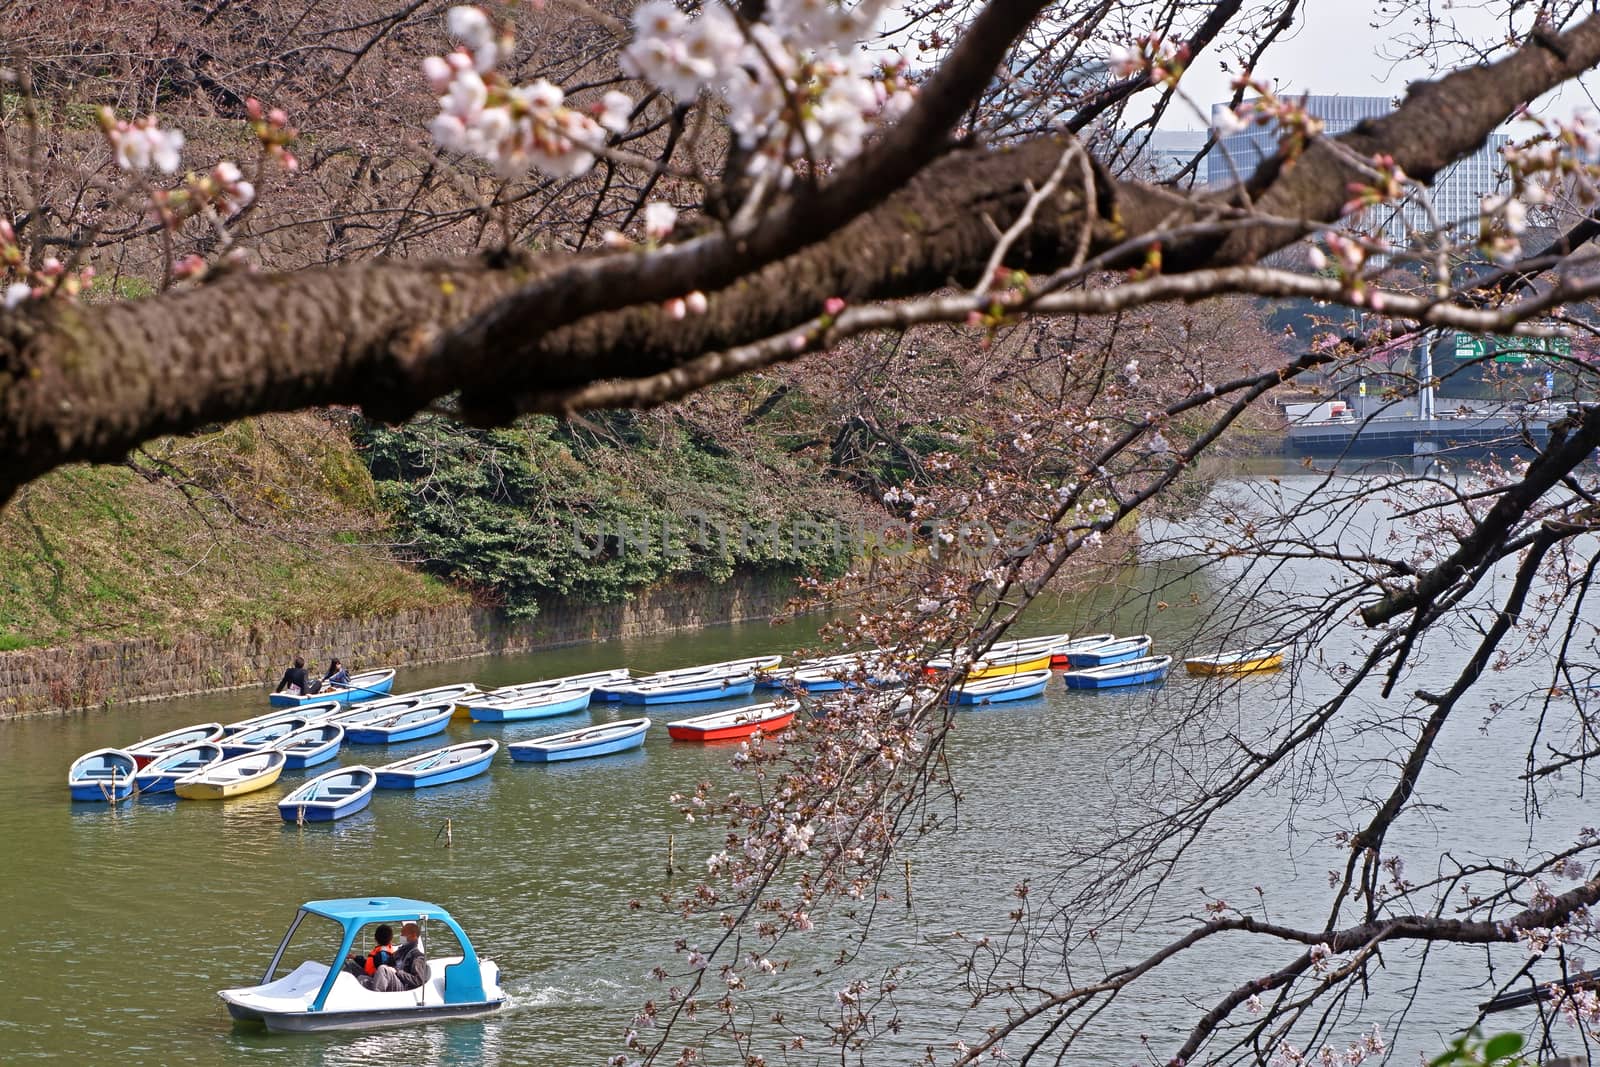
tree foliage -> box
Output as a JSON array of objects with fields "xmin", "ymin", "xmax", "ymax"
[{"xmin": 358, "ymin": 411, "xmax": 860, "ymax": 616}]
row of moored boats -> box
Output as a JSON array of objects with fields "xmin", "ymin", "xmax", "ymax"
[{"xmin": 67, "ymin": 637, "xmax": 1286, "ymax": 819}]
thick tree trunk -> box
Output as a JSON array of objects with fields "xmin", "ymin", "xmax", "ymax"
[{"xmin": 1, "ymin": 13, "xmax": 1599, "ymax": 505}]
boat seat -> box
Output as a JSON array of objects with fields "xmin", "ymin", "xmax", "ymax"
[{"xmin": 322, "ymin": 787, "xmax": 360, "ymax": 798}]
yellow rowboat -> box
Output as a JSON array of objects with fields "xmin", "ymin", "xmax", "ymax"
[
  {"xmin": 1183, "ymin": 646, "xmax": 1286, "ymax": 676},
  {"xmin": 966, "ymin": 650, "xmax": 1055, "ymax": 679},
  {"xmin": 174, "ymin": 749, "xmax": 286, "ymax": 799}
]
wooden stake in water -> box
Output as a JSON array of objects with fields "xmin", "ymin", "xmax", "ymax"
[
  {"xmin": 667, "ymin": 833, "xmax": 675, "ymax": 878},
  {"xmin": 903, "ymin": 859, "xmax": 912, "ymax": 909},
  {"xmin": 445, "ymin": 818, "xmax": 452, "ymax": 847},
  {"xmin": 297, "ymin": 804, "xmax": 306, "ymax": 828}
]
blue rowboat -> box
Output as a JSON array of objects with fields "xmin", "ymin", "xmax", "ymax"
[
  {"xmin": 328, "ymin": 683, "xmax": 480, "ymax": 725},
  {"xmin": 134, "ymin": 741, "xmax": 225, "ymax": 794},
  {"xmin": 278, "ymin": 767, "xmax": 376, "ymax": 823},
  {"xmin": 223, "ymin": 703, "xmax": 342, "ymax": 737},
  {"xmin": 1048, "ymin": 633, "xmax": 1116, "ymax": 666},
  {"xmin": 270, "ymin": 667, "xmax": 397, "ymax": 708},
  {"xmin": 597, "ymin": 675, "xmax": 757, "ymax": 705},
  {"xmin": 463, "ymin": 685, "xmax": 593, "ymax": 723},
  {"xmin": 218, "ymin": 897, "xmax": 504, "ymax": 1030},
  {"xmin": 508, "ymin": 718, "xmax": 651, "ymax": 763},
  {"xmin": 68, "ymin": 748, "xmax": 138, "ymax": 802},
  {"xmin": 758, "ymin": 653, "xmax": 865, "ymax": 690},
  {"xmin": 948, "ymin": 669, "xmax": 1052, "ymax": 704},
  {"xmin": 340, "ymin": 701, "xmax": 455, "ymax": 744},
  {"xmin": 127, "ymin": 722, "xmax": 226, "ymax": 768},
  {"xmin": 375, "ymin": 739, "xmax": 499, "ymax": 789},
  {"xmin": 273, "ymin": 723, "xmax": 346, "ymax": 770},
  {"xmin": 1063, "ymin": 635, "xmax": 1153, "ymax": 669},
  {"xmin": 1061, "ymin": 655, "xmax": 1173, "ymax": 690},
  {"xmin": 222, "ymin": 717, "xmax": 310, "ymax": 758},
  {"xmin": 598, "ymin": 656, "xmax": 781, "ymax": 702}
]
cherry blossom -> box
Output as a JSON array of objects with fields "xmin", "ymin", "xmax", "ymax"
[{"xmin": 99, "ymin": 112, "xmax": 186, "ymax": 174}]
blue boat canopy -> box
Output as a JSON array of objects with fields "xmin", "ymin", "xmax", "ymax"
[
  {"xmin": 271, "ymin": 897, "xmax": 489, "ymax": 1011},
  {"xmin": 301, "ymin": 897, "xmax": 453, "ymax": 925}
]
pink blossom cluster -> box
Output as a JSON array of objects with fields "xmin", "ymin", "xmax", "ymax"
[
  {"xmin": 1107, "ymin": 35, "xmax": 1189, "ymax": 86},
  {"xmin": 620, "ymin": 0, "xmax": 915, "ymax": 173},
  {"xmin": 0, "ymin": 222, "xmax": 95, "ymax": 309},
  {"xmin": 245, "ymin": 97, "xmax": 300, "ymax": 174},
  {"xmin": 425, "ymin": 6, "xmax": 631, "ymax": 178},
  {"xmin": 1210, "ymin": 77, "xmax": 1326, "ymax": 152},
  {"xmin": 98, "ymin": 111, "xmax": 186, "ymax": 174},
  {"xmin": 1268, "ymin": 1026, "xmax": 1384, "ymax": 1067}
]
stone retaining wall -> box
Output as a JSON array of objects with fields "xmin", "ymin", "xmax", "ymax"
[{"xmin": 0, "ymin": 569, "xmax": 800, "ymax": 717}]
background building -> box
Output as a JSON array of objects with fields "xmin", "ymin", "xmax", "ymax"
[{"xmin": 1204, "ymin": 93, "xmax": 1509, "ymax": 248}]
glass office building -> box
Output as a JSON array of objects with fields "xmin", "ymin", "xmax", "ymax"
[{"xmin": 1204, "ymin": 94, "xmax": 1509, "ymax": 247}]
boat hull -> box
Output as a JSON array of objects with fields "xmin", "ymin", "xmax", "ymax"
[
  {"xmin": 465, "ymin": 690, "xmax": 592, "ymax": 722},
  {"xmin": 604, "ymin": 679, "xmax": 757, "ymax": 705},
  {"xmin": 234, "ymin": 998, "xmax": 505, "ymax": 1032},
  {"xmin": 950, "ymin": 676, "xmax": 1050, "ymax": 703},
  {"xmin": 375, "ymin": 755, "xmax": 493, "ymax": 789},
  {"xmin": 282, "ymin": 739, "xmax": 342, "ymax": 770},
  {"xmin": 345, "ymin": 719, "xmax": 450, "ymax": 744},
  {"xmin": 1062, "ymin": 659, "xmax": 1171, "ymax": 690},
  {"xmin": 667, "ymin": 711, "xmax": 795, "ymax": 742},
  {"xmin": 175, "ymin": 754, "xmax": 286, "ymax": 799},
  {"xmin": 508, "ymin": 720, "xmax": 650, "ymax": 762},
  {"xmin": 269, "ymin": 669, "xmax": 396, "ymax": 708},
  {"xmin": 279, "ymin": 790, "xmax": 371, "ymax": 823},
  {"xmin": 965, "ymin": 652, "xmax": 1054, "ymax": 679},
  {"xmin": 1064, "ymin": 639, "xmax": 1154, "ymax": 669},
  {"xmin": 1184, "ymin": 653, "xmax": 1284, "ymax": 676},
  {"xmin": 70, "ymin": 780, "xmax": 135, "ymax": 802}
]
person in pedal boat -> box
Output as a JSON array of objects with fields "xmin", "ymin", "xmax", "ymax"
[
  {"xmin": 393, "ymin": 921, "xmax": 428, "ymax": 990},
  {"xmin": 343, "ymin": 924, "xmax": 410, "ymax": 991}
]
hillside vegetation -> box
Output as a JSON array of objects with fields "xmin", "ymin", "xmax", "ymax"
[{"xmin": 0, "ymin": 413, "xmax": 464, "ymax": 650}]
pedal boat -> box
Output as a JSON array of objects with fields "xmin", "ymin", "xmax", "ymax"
[
  {"xmin": 218, "ymin": 896, "xmax": 505, "ymax": 1031},
  {"xmin": 270, "ymin": 667, "xmax": 397, "ymax": 708}
]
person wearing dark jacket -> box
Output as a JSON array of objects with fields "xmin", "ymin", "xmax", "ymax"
[
  {"xmin": 394, "ymin": 921, "xmax": 428, "ymax": 990},
  {"xmin": 274, "ymin": 656, "xmax": 309, "ymax": 695}
]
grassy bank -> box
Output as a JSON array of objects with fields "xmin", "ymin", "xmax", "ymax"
[{"xmin": 0, "ymin": 413, "xmax": 464, "ymax": 650}]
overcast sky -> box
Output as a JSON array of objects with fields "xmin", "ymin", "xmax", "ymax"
[{"xmin": 1154, "ymin": 1, "xmax": 1599, "ymax": 130}]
